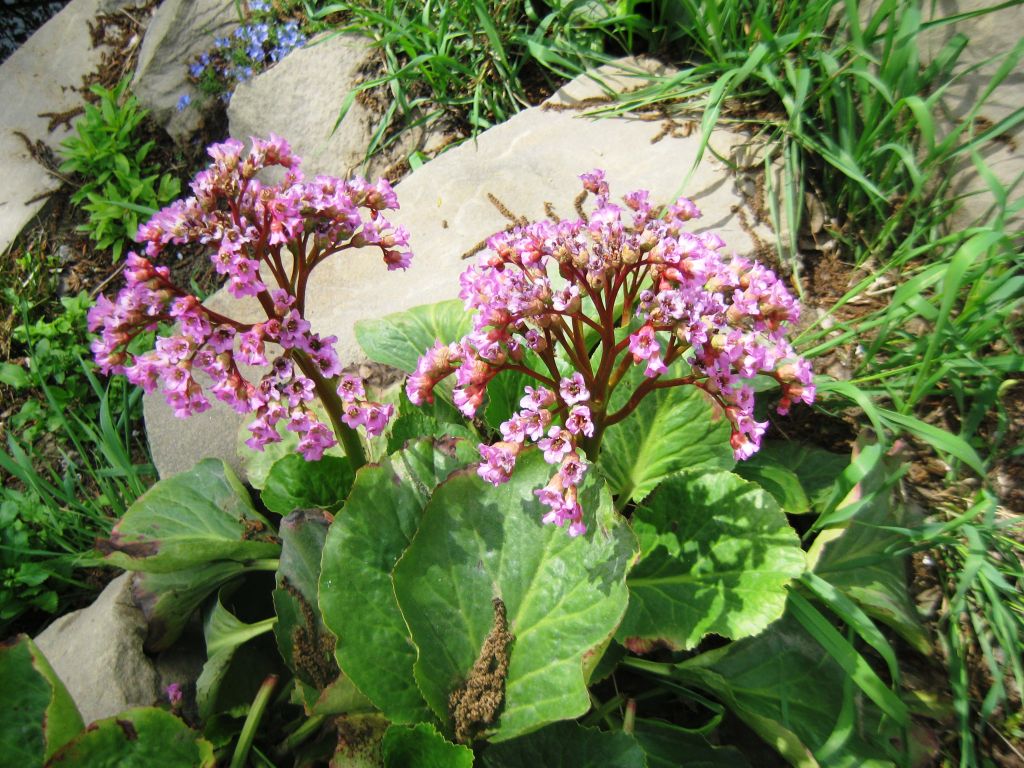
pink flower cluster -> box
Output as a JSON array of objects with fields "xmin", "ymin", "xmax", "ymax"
[
  {"xmin": 89, "ymin": 135, "xmax": 407, "ymax": 460},
  {"xmin": 408, "ymin": 170, "xmax": 814, "ymax": 533},
  {"xmin": 476, "ymin": 374, "xmax": 594, "ymax": 536}
]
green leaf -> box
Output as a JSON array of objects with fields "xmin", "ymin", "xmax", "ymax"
[
  {"xmin": 788, "ymin": 592, "xmax": 907, "ymax": 725},
  {"xmin": 633, "ymin": 719, "xmax": 751, "ymax": 768},
  {"xmin": 386, "ymin": 390, "xmax": 479, "ymax": 455},
  {"xmin": 272, "ymin": 510, "xmax": 339, "ymax": 688},
  {"xmin": 810, "ymin": 453, "xmax": 930, "ymax": 653},
  {"xmin": 237, "ymin": 409, "xmax": 346, "ymax": 490},
  {"xmin": 0, "ymin": 362, "xmax": 31, "ymax": 389},
  {"xmin": 0, "ymin": 635, "xmax": 83, "ymax": 766},
  {"xmin": 98, "ymin": 458, "xmax": 280, "ymax": 572},
  {"xmin": 330, "ymin": 714, "xmax": 389, "ymax": 768},
  {"xmin": 479, "ymin": 721, "xmax": 645, "ymax": 767},
  {"xmin": 261, "ymin": 454, "xmax": 354, "ymax": 515},
  {"xmin": 355, "ymin": 300, "xmax": 472, "ymax": 373},
  {"xmin": 44, "ymin": 708, "xmax": 215, "ymax": 767},
  {"xmin": 762, "ymin": 441, "xmax": 849, "ymax": 513},
  {"xmin": 131, "ymin": 561, "xmax": 252, "ymax": 653},
  {"xmin": 599, "ymin": 366, "xmax": 734, "ymax": 502},
  {"xmin": 392, "ymin": 450, "xmax": 637, "ymax": 742},
  {"xmin": 735, "ymin": 441, "xmax": 849, "ymax": 514},
  {"xmin": 381, "ymin": 723, "xmax": 474, "ymax": 768},
  {"xmin": 674, "ymin": 613, "xmax": 903, "ymax": 766},
  {"xmin": 321, "ymin": 439, "xmax": 474, "ymax": 725},
  {"xmin": 733, "ymin": 459, "xmax": 809, "ymax": 513},
  {"xmin": 196, "ymin": 588, "xmax": 281, "ymax": 720},
  {"xmin": 297, "ymin": 677, "xmax": 374, "ymax": 717},
  {"xmin": 619, "ymin": 471, "xmax": 804, "ymax": 650},
  {"xmin": 482, "ymin": 368, "xmax": 535, "ymax": 433}
]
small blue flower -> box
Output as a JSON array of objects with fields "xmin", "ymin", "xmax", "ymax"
[
  {"xmin": 214, "ymin": 36, "xmax": 230, "ymax": 48},
  {"xmin": 250, "ymin": 0, "xmax": 269, "ymax": 11},
  {"xmin": 189, "ymin": 62, "xmax": 206, "ymax": 78},
  {"xmin": 176, "ymin": 93, "xmax": 191, "ymax": 111}
]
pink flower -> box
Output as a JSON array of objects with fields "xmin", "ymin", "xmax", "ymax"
[
  {"xmin": 166, "ymin": 683, "xmax": 183, "ymax": 707},
  {"xmin": 362, "ymin": 403, "xmax": 393, "ymax": 437},
  {"xmin": 520, "ymin": 386, "xmax": 555, "ymax": 410},
  {"xmin": 337, "ymin": 374, "xmax": 366, "ymax": 402},
  {"xmin": 565, "ymin": 405, "xmax": 594, "ymax": 438},
  {"xmin": 538, "ymin": 426, "xmax": 574, "ymax": 465},
  {"xmin": 477, "ymin": 441, "xmax": 520, "ymax": 486},
  {"xmin": 559, "ymin": 373, "xmax": 589, "ymax": 405},
  {"xmin": 297, "ymin": 421, "xmax": 336, "ymax": 461},
  {"xmin": 628, "ymin": 324, "xmax": 659, "ymax": 363}
]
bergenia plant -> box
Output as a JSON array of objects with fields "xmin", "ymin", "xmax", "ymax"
[
  {"xmin": 408, "ymin": 170, "xmax": 815, "ymax": 536},
  {"xmin": 88, "ymin": 134, "xmax": 411, "ymax": 466}
]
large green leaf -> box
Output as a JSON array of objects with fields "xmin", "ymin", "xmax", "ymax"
[
  {"xmin": 320, "ymin": 439, "xmax": 474, "ymax": 725},
  {"xmin": 392, "ymin": 450, "xmax": 637, "ymax": 743},
  {"xmin": 619, "ymin": 471, "xmax": 805, "ymax": 650},
  {"xmin": 479, "ymin": 721, "xmax": 645, "ymax": 767},
  {"xmin": 482, "ymin": 368, "xmax": 536, "ymax": 433},
  {"xmin": 633, "ymin": 719, "xmax": 751, "ymax": 768},
  {"xmin": 261, "ymin": 455, "xmax": 355, "ymax": 515},
  {"xmin": 273, "ymin": 510, "xmax": 339, "ymax": 688},
  {"xmin": 599, "ymin": 366, "xmax": 734, "ymax": 502},
  {"xmin": 674, "ymin": 614, "xmax": 903, "ymax": 767},
  {"xmin": 237, "ymin": 418, "xmax": 345, "ymax": 491},
  {"xmin": 44, "ymin": 708, "xmax": 215, "ymax": 767},
  {"xmin": 735, "ymin": 441, "xmax": 849, "ymax": 514},
  {"xmin": 132, "ymin": 561, "xmax": 252, "ymax": 653},
  {"xmin": 809, "ymin": 455, "xmax": 929, "ymax": 653},
  {"xmin": 381, "ymin": 723, "xmax": 474, "ymax": 768},
  {"xmin": 98, "ymin": 459, "xmax": 280, "ymax": 572},
  {"xmin": 297, "ymin": 677, "xmax": 374, "ymax": 717},
  {"xmin": 355, "ymin": 300, "xmax": 472, "ymax": 373},
  {"xmin": 330, "ymin": 714, "xmax": 389, "ymax": 768},
  {"xmin": 0, "ymin": 635, "xmax": 83, "ymax": 766},
  {"xmin": 196, "ymin": 587, "xmax": 278, "ymax": 720}
]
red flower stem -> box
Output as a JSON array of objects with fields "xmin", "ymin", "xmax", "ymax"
[{"xmin": 603, "ymin": 375, "xmax": 697, "ymax": 427}]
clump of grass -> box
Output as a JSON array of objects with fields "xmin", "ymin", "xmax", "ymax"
[
  {"xmin": 302, "ymin": 0, "xmax": 632, "ymax": 161},
  {"xmin": 1, "ymin": 361, "xmax": 154, "ymax": 633},
  {"xmin": 1, "ymin": 283, "xmax": 154, "ymax": 633}
]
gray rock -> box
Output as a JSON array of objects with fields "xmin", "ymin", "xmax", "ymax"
[
  {"xmin": 227, "ymin": 32, "xmax": 441, "ymax": 182},
  {"xmin": 923, "ymin": 0, "xmax": 1024, "ymax": 229},
  {"xmin": 145, "ymin": 59, "xmax": 775, "ymax": 480},
  {"xmin": 132, "ymin": 0, "xmax": 238, "ymax": 144},
  {"xmin": 0, "ymin": 0, "xmax": 135, "ymax": 255},
  {"xmin": 33, "ymin": 574, "xmax": 160, "ymax": 724}
]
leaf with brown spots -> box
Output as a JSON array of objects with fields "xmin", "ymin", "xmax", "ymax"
[
  {"xmin": 45, "ymin": 707, "xmax": 214, "ymax": 767},
  {"xmin": 100, "ymin": 458, "xmax": 280, "ymax": 573}
]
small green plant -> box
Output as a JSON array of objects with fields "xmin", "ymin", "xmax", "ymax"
[
  {"xmin": 0, "ymin": 367, "xmax": 153, "ymax": 633},
  {"xmin": 0, "ymin": 292, "xmax": 153, "ymax": 632},
  {"xmin": 58, "ymin": 79, "xmax": 180, "ymax": 261},
  {"xmin": 6, "ymin": 293, "xmax": 96, "ymax": 442},
  {"xmin": 180, "ymin": 0, "xmax": 310, "ymax": 110}
]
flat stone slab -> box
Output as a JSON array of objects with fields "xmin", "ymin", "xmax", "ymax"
[
  {"xmin": 0, "ymin": 0, "xmax": 132, "ymax": 255},
  {"xmin": 144, "ymin": 59, "xmax": 775, "ymax": 479},
  {"xmin": 924, "ymin": 0, "xmax": 1024, "ymax": 229},
  {"xmin": 132, "ymin": 0, "xmax": 238, "ymax": 144},
  {"xmin": 228, "ymin": 32, "xmax": 444, "ymax": 181}
]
